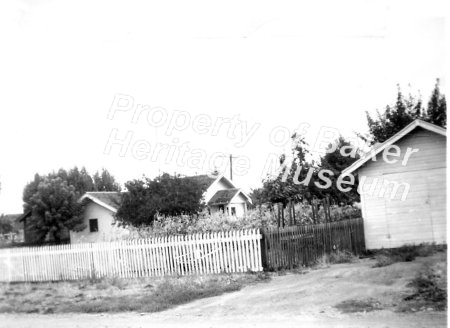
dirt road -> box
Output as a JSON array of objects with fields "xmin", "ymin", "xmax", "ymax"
[{"xmin": 0, "ymin": 257, "xmax": 446, "ymax": 328}]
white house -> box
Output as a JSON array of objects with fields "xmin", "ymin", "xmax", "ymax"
[
  {"xmin": 343, "ymin": 119, "xmax": 446, "ymax": 249},
  {"xmin": 70, "ymin": 192, "xmax": 129, "ymax": 244},
  {"xmin": 70, "ymin": 173, "xmax": 252, "ymax": 244},
  {"xmin": 191, "ymin": 173, "xmax": 252, "ymax": 217}
]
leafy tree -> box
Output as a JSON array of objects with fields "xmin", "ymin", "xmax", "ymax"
[
  {"xmin": 0, "ymin": 214, "xmax": 15, "ymax": 234},
  {"xmin": 364, "ymin": 80, "xmax": 446, "ymax": 144},
  {"xmin": 116, "ymin": 173, "xmax": 208, "ymax": 227},
  {"xmin": 23, "ymin": 177, "xmax": 85, "ymax": 243},
  {"xmin": 93, "ymin": 168, "xmax": 121, "ymax": 191},
  {"xmin": 257, "ymin": 135, "xmax": 324, "ymax": 226},
  {"xmin": 318, "ymin": 137, "xmax": 361, "ymax": 204},
  {"xmin": 261, "ymin": 134, "xmax": 320, "ymax": 205}
]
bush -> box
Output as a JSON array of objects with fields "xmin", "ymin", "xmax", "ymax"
[{"xmin": 124, "ymin": 210, "xmax": 279, "ymax": 238}]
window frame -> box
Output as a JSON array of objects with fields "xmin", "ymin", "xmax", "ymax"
[{"xmin": 89, "ymin": 218, "xmax": 99, "ymax": 233}]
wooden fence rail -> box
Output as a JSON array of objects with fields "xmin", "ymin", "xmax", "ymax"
[
  {"xmin": 0, "ymin": 229, "xmax": 263, "ymax": 282},
  {"xmin": 262, "ymin": 218, "xmax": 365, "ymax": 270}
]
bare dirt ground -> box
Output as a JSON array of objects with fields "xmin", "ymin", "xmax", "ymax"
[{"xmin": 0, "ymin": 253, "xmax": 446, "ymax": 328}]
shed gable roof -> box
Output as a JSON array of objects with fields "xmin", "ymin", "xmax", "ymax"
[
  {"xmin": 80, "ymin": 192, "xmax": 122, "ymax": 213},
  {"xmin": 343, "ymin": 119, "xmax": 446, "ymax": 175}
]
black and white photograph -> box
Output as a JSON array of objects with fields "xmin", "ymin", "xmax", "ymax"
[{"xmin": 0, "ymin": 0, "xmax": 447, "ymax": 327}]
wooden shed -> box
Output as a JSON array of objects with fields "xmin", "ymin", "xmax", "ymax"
[{"xmin": 343, "ymin": 120, "xmax": 446, "ymax": 249}]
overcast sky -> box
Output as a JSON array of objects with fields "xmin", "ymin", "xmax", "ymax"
[{"xmin": 0, "ymin": 0, "xmax": 446, "ymax": 214}]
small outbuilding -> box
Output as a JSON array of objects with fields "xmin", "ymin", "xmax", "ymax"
[
  {"xmin": 343, "ymin": 119, "xmax": 446, "ymax": 249},
  {"xmin": 70, "ymin": 192, "xmax": 129, "ymax": 243}
]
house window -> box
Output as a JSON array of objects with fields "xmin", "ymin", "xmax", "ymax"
[
  {"xmin": 231, "ymin": 207, "xmax": 236, "ymax": 216},
  {"xmin": 89, "ymin": 219, "xmax": 99, "ymax": 232},
  {"xmin": 218, "ymin": 205, "xmax": 224, "ymax": 213}
]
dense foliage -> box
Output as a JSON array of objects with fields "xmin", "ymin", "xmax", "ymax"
[
  {"xmin": 116, "ymin": 173, "xmax": 208, "ymax": 227},
  {"xmin": 121, "ymin": 205, "xmax": 361, "ymax": 238},
  {"xmin": 126, "ymin": 211, "xmax": 276, "ymax": 237}
]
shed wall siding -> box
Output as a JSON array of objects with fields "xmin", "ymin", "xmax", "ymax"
[
  {"xmin": 70, "ymin": 203, "xmax": 129, "ymax": 244},
  {"xmin": 358, "ymin": 128, "xmax": 446, "ymax": 249}
]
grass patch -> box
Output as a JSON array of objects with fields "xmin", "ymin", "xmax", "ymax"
[
  {"xmin": 65, "ymin": 277, "xmax": 242, "ymax": 313},
  {"xmin": 329, "ymin": 250, "xmax": 357, "ymax": 264},
  {"xmin": 0, "ymin": 272, "xmax": 271, "ymax": 314},
  {"xmin": 372, "ymin": 244, "xmax": 444, "ymax": 268},
  {"xmin": 334, "ymin": 298, "xmax": 383, "ymax": 313},
  {"xmin": 398, "ymin": 268, "xmax": 447, "ymax": 312}
]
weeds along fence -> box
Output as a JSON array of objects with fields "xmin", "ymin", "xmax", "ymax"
[
  {"xmin": 0, "ymin": 229, "xmax": 263, "ymax": 282},
  {"xmin": 262, "ymin": 218, "xmax": 365, "ymax": 270}
]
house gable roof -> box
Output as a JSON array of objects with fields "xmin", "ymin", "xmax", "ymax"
[
  {"xmin": 80, "ymin": 192, "xmax": 122, "ymax": 213},
  {"xmin": 186, "ymin": 174, "xmax": 219, "ymax": 190},
  {"xmin": 208, "ymin": 188, "xmax": 252, "ymax": 205},
  {"xmin": 208, "ymin": 189, "xmax": 240, "ymax": 205},
  {"xmin": 343, "ymin": 119, "xmax": 447, "ymax": 175}
]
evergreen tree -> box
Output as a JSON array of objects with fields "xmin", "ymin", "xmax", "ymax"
[
  {"xmin": 364, "ymin": 80, "xmax": 446, "ymax": 144},
  {"xmin": 426, "ymin": 79, "xmax": 446, "ymax": 128},
  {"xmin": 93, "ymin": 168, "xmax": 121, "ymax": 191}
]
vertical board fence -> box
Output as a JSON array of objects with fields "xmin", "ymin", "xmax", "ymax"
[
  {"xmin": 262, "ymin": 218, "xmax": 365, "ymax": 270},
  {"xmin": 0, "ymin": 229, "xmax": 263, "ymax": 282}
]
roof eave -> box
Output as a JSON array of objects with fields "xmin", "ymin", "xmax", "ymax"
[
  {"xmin": 79, "ymin": 194, "xmax": 118, "ymax": 213},
  {"xmin": 342, "ymin": 119, "xmax": 446, "ymax": 175}
]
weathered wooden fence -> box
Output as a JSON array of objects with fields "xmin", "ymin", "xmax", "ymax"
[
  {"xmin": 0, "ymin": 229, "xmax": 263, "ymax": 282},
  {"xmin": 262, "ymin": 218, "xmax": 365, "ymax": 270}
]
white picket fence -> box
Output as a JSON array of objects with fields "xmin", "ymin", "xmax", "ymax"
[{"xmin": 0, "ymin": 229, "xmax": 263, "ymax": 282}]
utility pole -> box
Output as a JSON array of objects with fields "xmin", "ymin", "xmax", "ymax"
[
  {"xmin": 219, "ymin": 153, "xmax": 237, "ymax": 181},
  {"xmin": 228, "ymin": 154, "xmax": 238, "ymax": 181},
  {"xmin": 229, "ymin": 154, "xmax": 233, "ymax": 181}
]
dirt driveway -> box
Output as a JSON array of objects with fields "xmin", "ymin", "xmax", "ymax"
[{"xmin": 0, "ymin": 256, "xmax": 446, "ymax": 328}]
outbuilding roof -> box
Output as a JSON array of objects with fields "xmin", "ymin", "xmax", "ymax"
[
  {"xmin": 80, "ymin": 192, "xmax": 123, "ymax": 212},
  {"xmin": 343, "ymin": 119, "xmax": 446, "ymax": 175}
]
